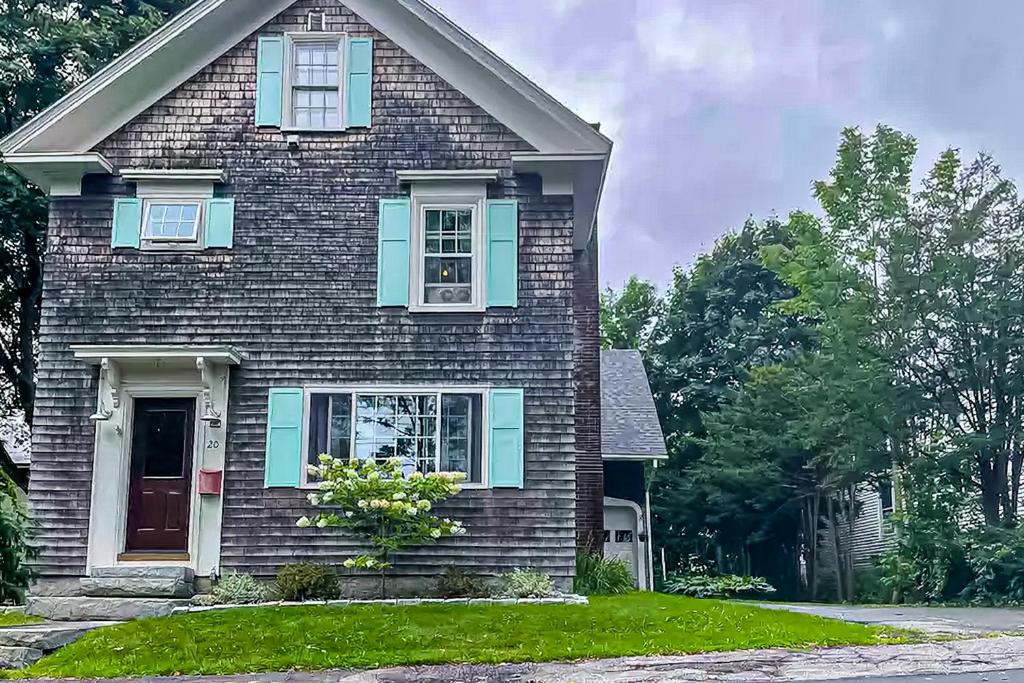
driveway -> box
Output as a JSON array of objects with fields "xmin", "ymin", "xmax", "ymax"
[{"xmin": 759, "ymin": 603, "xmax": 1024, "ymax": 634}]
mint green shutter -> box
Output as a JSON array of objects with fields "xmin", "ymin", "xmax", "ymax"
[
  {"xmin": 489, "ymin": 389, "xmax": 524, "ymax": 488},
  {"xmin": 486, "ymin": 200, "xmax": 519, "ymax": 307},
  {"xmin": 205, "ymin": 199, "xmax": 235, "ymax": 248},
  {"xmin": 111, "ymin": 198, "xmax": 143, "ymax": 249},
  {"xmin": 256, "ymin": 36, "xmax": 284, "ymax": 127},
  {"xmin": 346, "ymin": 37, "xmax": 373, "ymax": 128},
  {"xmin": 265, "ymin": 388, "xmax": 304, "ymax": 488},
  {"xmin": 377, "ymin": 198, "xmax": 411, "ymax": 307}
]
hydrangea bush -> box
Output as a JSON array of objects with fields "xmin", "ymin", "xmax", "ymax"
[{"xmin": 298, "ymin": 456, "xmax": 467, "ymax": 597}]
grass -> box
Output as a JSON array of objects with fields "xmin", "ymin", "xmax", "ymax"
[
  {"xmin": 11, "ymin": 593, "xmax": 909, "ymax": 679},
  {"xmin": 0, "ymin": 612, "xmax": 42, "ymax": 627}
]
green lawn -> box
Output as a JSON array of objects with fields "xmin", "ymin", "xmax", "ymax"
[
  {"xmin": 13, "ymin": 593, "xmax": 907, "ymax": 679},
  {"xmin": 0, "ymin": 612, "xmax": 42, "ymax": 627}
]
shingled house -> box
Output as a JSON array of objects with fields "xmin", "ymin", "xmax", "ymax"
[{"xmin": 1, "ymin": 0, "xmax": 664, "ymax": 608}]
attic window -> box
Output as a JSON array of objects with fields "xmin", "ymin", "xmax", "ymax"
[
  {"xmin": 284, "ymin": 34, "xmax": 343, "ymax": 130},
  {"xmin": 307, "ymin": 11, "xmax": 326, "ymax": 32}
]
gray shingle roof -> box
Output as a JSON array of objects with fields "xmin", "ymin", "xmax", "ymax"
[{"xmin": 601, "ymin": 350, "xmax": 668, "ymax": 458}]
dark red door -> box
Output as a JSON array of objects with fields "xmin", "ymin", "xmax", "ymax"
[{"xmin": 125, "ymin": 398, "xmax": 196, "ymax": 553}]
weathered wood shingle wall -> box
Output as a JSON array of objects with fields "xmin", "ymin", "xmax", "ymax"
[{"xmin": 30, "ymin": 0, "xmax": 579, "ymax": 586}]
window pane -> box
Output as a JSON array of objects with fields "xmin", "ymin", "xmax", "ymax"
[
  {"xmin": 144, "ymin": 202, "xmax": 199, "ymax": 240},
  {"xmin": 138, "ymin": 407, "xmax": 190, "ymax": 478},
  {"xmin": 440, "ymin": 394, "xmax": 482, "ymax": 483},
  {"xmin": 308, "ymin": 394, "xmax": 353, "ymax": 469}
]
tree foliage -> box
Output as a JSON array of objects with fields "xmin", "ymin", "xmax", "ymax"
[
  {"xmin": 606, "ymin": 124, "xmax": 1024, "ymax": 602},
  {"xmin": 0, "ymin": 0, "xmax": 191, "ymax": 484}
]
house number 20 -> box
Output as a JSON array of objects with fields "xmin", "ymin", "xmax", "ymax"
[{"xmin": 206, "ymin": 440, "xmax": 221, "ymax": 450}]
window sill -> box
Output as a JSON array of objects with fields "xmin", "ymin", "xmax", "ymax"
[{"xmin": 407, "ymin": 305, "xmax": 486, "ymax": 315}]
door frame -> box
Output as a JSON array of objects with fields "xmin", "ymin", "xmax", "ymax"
[
  {"xmin": 113, "ymin": 387, "xmax": 203, "ymax": 566},
  {"xmin": 124, "ymin": 395, "xmax": 199, "ymax": 555}
]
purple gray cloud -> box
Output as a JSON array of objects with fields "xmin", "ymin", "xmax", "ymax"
[{"xmin": 431, "ymin": 0, "xmax": 1024, "ymax": 287}]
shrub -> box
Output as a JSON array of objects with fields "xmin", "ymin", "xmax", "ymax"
[
  {"xmin": 298, "ymin": 456, "xmax": 467, "ymax": 598},
  {"xmin": 0, "ymin": 472, "xmax": 33, "ymax": 605},
  {"xmin": 275, "ymin": 563, "xmax": 341, "ymax": 602},
  {"xmin": 574, "ymin": 553, "xmax": 633, "ymax": 596},
  {"xmin": 435, "ymin": 566, "xmax": 491, "ymax": 599},
  {"xmin": 663, "ymin": 573, "xmax": 776, "ymax": 599},
  {"xmin": 193, "ymin": 571, "xmax": 271, "ymax": 606},
  {"xmin": 497, "ymin": 569, "xmax": 555, "ymax": 599}
]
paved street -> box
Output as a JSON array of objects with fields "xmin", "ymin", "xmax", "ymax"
[
  {"xmin": 759, "ymin": 603, "xmax": 1024, "ymax": 635},
  {"xmin": 21, "ymin": 636, "xmax": 1024, "ymax": 683}
]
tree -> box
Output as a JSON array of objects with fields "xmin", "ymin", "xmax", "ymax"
[
  {"xmin": 645, "ymin": 220, "xmax": 816, "ymax": 592},
  {"xmin": 0, "ymin": 0, "xmax": 192, "ymax": 483},
  {"xmin": 600, "ymin": 276, "xmax": 661, "ymax": 351}
]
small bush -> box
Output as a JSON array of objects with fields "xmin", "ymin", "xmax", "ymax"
[
  {"xmin": 193, "ymin": 571, "xmax": 271, "ymax": 606},
  {"xmin": 275, "ymin": 563, "xmax": 341, "ymax": 602},
  {"xmin": 497, "ymin": 569, "xmax": 555, "ymax": 599},
  {"xmin": 435, "ymin": 566, "xmax": 491, "ymax": 599},
  {"xmin": 663, "ymin": 573, "xmax": 776, "ymax": 599},
  {"xmin": 574, "ymin": 553, "xmax": 633, "ymax": 596}
]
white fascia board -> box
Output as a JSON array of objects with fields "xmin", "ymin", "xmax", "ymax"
[
  {"xmin": 120, "ymin": 169, "xmax": 225, "ymax": 183},
  {"xmin": 0, "ymin": 0, "xmax": 293, "ymax": 155},
  {"xmin": 72, "ymin": 345, "xmax": 243, "ymax": 366},
  {"xmin": 396, "ymin": 169, "xmax": 502, "ymax": 183},
  {"xmin": 603, "ymin": 453, "xmax": 670, "ymax": 462},
  {"xmin": 512, "ymin": 152, "xmax": 611, "ymax": 249}
]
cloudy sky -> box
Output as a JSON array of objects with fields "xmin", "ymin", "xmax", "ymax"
[{"xmin": 431, "ymin": 0, "xmax": 1024, "ymax": 289}]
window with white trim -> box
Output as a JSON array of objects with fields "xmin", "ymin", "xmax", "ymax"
[
  {"xmin": 306, "ymin": 390, "xmax": 484, "ymax": 485},
  {"xmin": 285, "ymin": 34, "xmax": 343, "ymax": 130},
  {"xmin": 410, "ymin": 195, "xmax": 485, "ymax": 311},
  {"xmin": 879, "ymin": 481, "xmax": 895, "ymax": 517},
  {"xmin": 142, "ymin": 200, "xmax": 203, "ymax": 242}
]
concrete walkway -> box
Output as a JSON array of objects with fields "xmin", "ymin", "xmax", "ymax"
[
  {"xmin": 759, "ymin": 603, "xmax": 1024, "ymax": 635},
  {"xmin": 24, "ymin": 636, "xmax": 1024, "ymax": 683}
]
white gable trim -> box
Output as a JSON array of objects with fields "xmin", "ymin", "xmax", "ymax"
[{"xmin": 0, "ymin": 0, "xmax": 611, "ymax": 158}]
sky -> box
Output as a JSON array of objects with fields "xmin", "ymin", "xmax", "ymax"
[{"xmin": 430, "ymin": 0, "xmax": 1024, "ymax": 289}]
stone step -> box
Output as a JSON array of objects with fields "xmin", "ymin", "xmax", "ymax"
[
  {"xmin": 0, "ymin": 621, "xmax": 112, "ymax": 651},
  {"xmin": 26, "ymin": 597, "xmax": 189, "ymax": 622},
  {"xmin": 91, "ymin": 566, "xmax": 195, "ymax": 581},
  {"xmin": 80, "ymin": 577, "xmax": 194, "ymax": 599},
  {"xmin": 0, "ymin": 645, "xmax": 43, "ymax": 670}
]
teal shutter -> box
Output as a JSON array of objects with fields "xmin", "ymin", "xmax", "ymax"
[
  {"xmin": 486, "ymin": 200, "xmax": 519, "ymax": 307},
  {"xmin": 346, "ymin": 37, "xmax": 373, "ymax": 128},
  {"xmin": 256, "ymin": 36, "xmax": 284, "ymax": 127},
  {"xmin": 111, "ymin": 198, "xmax": 143, "ymax": 249},
  {"xmin": 377, "ymin": 198, "xmax": 411, "ymax": 307},
  {"xmin": 265, "ymin": 388, "xmax": 304, "ymax": 488},
  {"xmin": 489, "ymin": 389, "xmax": 525, "ymax": 488},
  {"xmin": 204, "ymin": 198, "xmax": 235, "ymax": 249}
]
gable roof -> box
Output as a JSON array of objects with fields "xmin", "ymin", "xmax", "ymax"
[
  {"xmin": 0, "ymin": 0, "xmax": 611, "ymax": 157},
  {"xmin": 601, "ymin": 350, "xmax": 668, "ymax": 460}
]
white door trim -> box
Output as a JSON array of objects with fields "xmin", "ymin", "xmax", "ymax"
[{"xmin": 604, "ymin": 496, "xmax": 650, "ymax": 591}]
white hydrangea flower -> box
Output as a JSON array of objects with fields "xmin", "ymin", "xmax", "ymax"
[{"xmin": 296, "ymin": 516, "xmax": 312, "ymax": 528}]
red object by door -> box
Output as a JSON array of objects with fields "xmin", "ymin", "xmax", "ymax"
[{"xmin": 125, "ymin": 398, "xmax": 196, "ymax": 553}]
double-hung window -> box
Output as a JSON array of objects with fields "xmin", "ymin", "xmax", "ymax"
[
  {"xmin": 285, "ymin": 35, "xmax": 343, "ymax": 130},
  {"xmin": 305, "ymin": 390, "xmax": 485, "ymax": 486}
]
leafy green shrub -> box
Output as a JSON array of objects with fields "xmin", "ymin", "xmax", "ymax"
[
  {"xmin": 193, "ymin": 571, "xmax": 271, "ymax": 606},
  {"xmin": 275, "ymin": 563, "xmax": 341, "ymax": 602},
  {"xmin": 435, "ymin": 566, "xmax": 491, "ymax": 599},
  {"xmin": 0, "ymin": 473, "xmax": 33, "ymax": 605},
  {"xmin": 663, "ymin": 573, "xmax": 776, "ymax": 599},
  {"xmin": 960, "ymin": 526, "xmax": 1024, "ymax": 604},
  {"xmin": 497, "ymin": 569, "xmax": 555, "ymax": 599},
  {"xmin": 574, "ymin": 553, "xmax": 633, "ymax": 595},
  {"xmin": 298, "ymin": 456, "xmax": 467, "ymax": 598}
]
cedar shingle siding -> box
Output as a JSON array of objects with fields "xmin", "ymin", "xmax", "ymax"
[{"xmin": 30, "ymin": 0, "xmax": 585, "ymax": 586}]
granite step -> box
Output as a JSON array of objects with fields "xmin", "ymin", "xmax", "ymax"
[
  {"xmin": 26, "ymin": 597, "xmax": 188, "ymax": 622},
  {"xmin": 80, "ymin": 566, "xmax": 195, "ymax": 599},
  {"xmin": 0, "ymin": 645, "xmax": 43, "ymax": 670},
  {"xmin": 0, "ymin": 621, "xmax": 112, "ymax": 651}
]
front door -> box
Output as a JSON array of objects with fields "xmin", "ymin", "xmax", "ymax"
[
  {"xmin": 604, "ymin": 504, "xmax": 639, "ymax": 586},
  {"xmin": 125, "ymin": 398, "xmax": 196, "ymax": 553}
]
